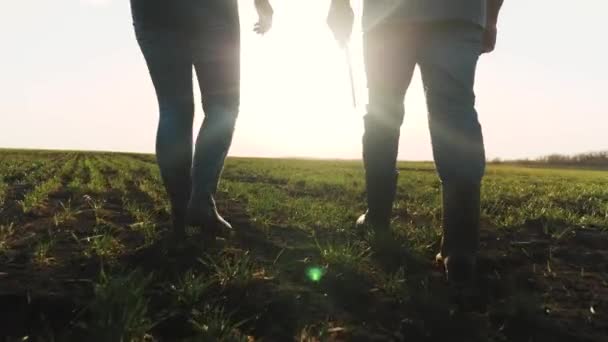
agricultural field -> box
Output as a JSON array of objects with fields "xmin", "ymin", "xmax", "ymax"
[{"xmin": 0, "ymin": 149, "xmax": 607, "ymax": 341}]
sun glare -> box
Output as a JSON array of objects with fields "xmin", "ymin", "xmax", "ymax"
[{"xmin": 229, "ymin": 1, "xmax": 368, "ymax": 158}]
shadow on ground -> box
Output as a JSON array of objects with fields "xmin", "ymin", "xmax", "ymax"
[{"xmin": 1, "ymin": 192, "xmax": 607, "ymax": 341}]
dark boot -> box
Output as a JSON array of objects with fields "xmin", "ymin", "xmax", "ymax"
[
  {"xmin": 155, "ymin": 129, "xmax": 193, "ymax": 240},
  {"xmin": 356, "ymin": 171, "xmax": 398, "ymax": 231},
  {"xmin": 187, "ymin": 110, "xmax": 237, "ymax": 236},
  {"xmin": 435, "ymin": 182, "xmax": 481, "ymax": 285},
  {"xmin": 187, "ymin": 194, "xmax": 232, "ymax": 235},
  {"xmin": 356, "ymin": 117, "xmax": 400, "ymax": 234}
]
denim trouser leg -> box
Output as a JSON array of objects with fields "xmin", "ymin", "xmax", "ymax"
[
  {"xmin": 418, "ymin": 24, "xmax": 485, "ymax": 185},
  {"xmin": 418, "ymin": 24, "xmax": 485, "ymax": 259},
  {"xmin": 136, "ymin": 30, "xmax": 195, "ymax": 230},
  {"xmin": 363, "ymin": 22, "xmax": 485, "ymax": 187},
  {"xmin": 133, "ymin": 3, "xmax": 240, "ymax": 230},
  {"xmin": 362, "ymin": 25, "xmax": 417, "ymax": 224},
  {"xmin": 362, "ymin": 22, "xmax": 485, "ymax": 238},
  {"xmin": 190, "ymin": 28, "xmax": 240, "ymax": 202}
]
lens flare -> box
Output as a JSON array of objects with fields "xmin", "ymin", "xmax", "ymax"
[{"xmin": 306, "ymin": 267, "xmax": 325, "ymax": 282}]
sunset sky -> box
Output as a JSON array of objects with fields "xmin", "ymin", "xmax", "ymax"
[{"xmin": 1, "ymin": 1, "xmax": 606, "ymax": 160}]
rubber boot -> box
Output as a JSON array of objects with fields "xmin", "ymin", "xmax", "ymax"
[
  {"xmin": 187, "ymin": 194, "xmax": 232, "ymax": 236},
  {"xmin": 187, "ymin": 110, "xmax": 236, "ymax": 236},
  {"xmin": 356, "ymin": 171, "xmax": 398, "ymax": 231},
  {"xmin": 356, "ymin": 117, "xmax": 400, "ymax": 236},
  {"xmin": 155, "ymin": 129, "xmax": 193, "ymax": 240},
  {"xmin": 435, "ymin": 182, "xmax": 481, "ymax": 285}
]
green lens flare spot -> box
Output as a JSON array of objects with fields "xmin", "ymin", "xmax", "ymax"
[{"xmin": 306, "ymin": 267, "xmax": 325, "ymax": 282}]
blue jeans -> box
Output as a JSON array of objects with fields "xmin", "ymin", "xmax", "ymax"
[
  {"xmin": 132, "ymin": 1, "xmax": 240, "ymax": 229},
  {"xmin": 364, "ymin": 21, "xmax": 486, "ymax": 185}
]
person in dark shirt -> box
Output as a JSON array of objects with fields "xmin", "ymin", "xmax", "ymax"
[
  {"xmin": 131, "ymin": 0, "xmax": 273, "ymax": 239},
  {"xmin": 328, "ymin": 0, "xmax": 504, "ymax": 285}
]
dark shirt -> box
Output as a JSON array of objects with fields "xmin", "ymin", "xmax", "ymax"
[{"xmin": 130, "ymin": 0, "xmax": 239, "ymax": 30}]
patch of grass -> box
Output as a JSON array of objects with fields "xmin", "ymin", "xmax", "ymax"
[
  {"xmin": 85, "ymin": 157, "xmax": 109, "ymax": 193},
  {"xmin": 81, "ymin": 268, "xmax": 154, "ymax": 342},
  {"xmin": 172, "ymin": 269, "xmax": 214, "ymax": 309},
  {"xmin": 0, "ymin": 222, "xmax": 15, "ymax": 253},
  {"xmin": 394, "ymin": 221, "xmax": 439, "ymax": 254},
  {"xmin": 100, "ymin": 158, "xmax": 128, "ymax": 193},
  {"xmin": 67, "ymin": 157, "xmax": 89, "ymax": 192},
  {"xmin": 133, "ymin": 222, "xmax": 158, "ymax": 246},
  {"xmin": 17, "ymin": 155, "xmax": 75, "ymax": 214},
  {"xmin": 19, "ymin": 159, "xmax": 63, "ymax": 186},
  {"xmin": 123, "ymin": 197, "xmax": 154, "ymax": 225},
  {"xmin": 88, "ymin": 234, "xmax": 123, "ymax": 259},
  {"xmin": 84, "ymin": 195, "xmax": 107, "ymax": 225},
  {"xmin": 223, "ymin": 158, "xmax": 608, "ymax": 236},
  {"xmin": 108, "ymin": 179, "xmax": 128, "ymax": 194},
  {"xmin": 0, "ymin": 179, "xmax": 7, "ymax": 208},
  {"xmin": 379, "ymin": 267, "xmax": 409, "ymax": 301},
  {"xmin": 200, "ymin": 250, "xmax": 256, "ymax": 288},
  {"xmin": 33, "ymin": 238, "xmax": 55, "ymax": 266},
  {"xmin": 81, "ymin": 225, "xmax": 124, "ymax": 259},
  {"xmin": 297, "ymin": 322, "xmax": 344, "ymax": 341},
  {"xmin": 315, "ymin": 238, "xmax": 370, "ymax": 271},
  {"xmin": 222, "ymin": 182, "xmax": 358, "ymax": 231},
  {"xmin": 18, "ymin": 176, "xmax": 61, "ymax": 213},
  {"xmin": 123, "ymin": 196, "xmax": 158, "ymax": 245},
  {"xmin": 186, "ymin": 305, "xmax": 249, "ymax": 342},
  {"xmin": 53, "ymin": 199, "xmax": 79, "ymax": 227},
  {"xmin": 3, "ymin": 152, "xmax": 608, "ymax": 341},
  {"xmin": 137, "ymin": 178, "xmax": 170, "ymax": 215}
]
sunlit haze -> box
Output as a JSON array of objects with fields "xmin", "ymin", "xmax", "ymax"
[{"xmin": 1, "ymin": 1, "xmax": 606, "ymax": 160}]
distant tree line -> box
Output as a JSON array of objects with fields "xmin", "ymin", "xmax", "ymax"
[{"xmin": 490, "ymin": 151, "xmax": 608, "ymax": 169}]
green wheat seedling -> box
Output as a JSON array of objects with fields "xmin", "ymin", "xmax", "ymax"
[
  {"xmin": 84, "ymin": 195, "xmax": 107, "ymax": 224},
  {"xmin": 33, "ymin": 237, "xmax": 55, "ymax": 266},
  {"xmin": 0, "ymin": 223, "xmax": 15, "ymax": 253},
  {"xmin": 19, "ymin": 176, "xmax": 61, "ymax": 213},
  {"xmin": 315, "ymin": 237, "xmax": 370, "ymax": 271},
  {"xmin": 81, "ymin": 268, "xmax": 155, "ymax": 342},
  {"xmin": 53, "ymin": 199, "xmax": 80, "ymax": 227},
  {"xmin": 171, "ymin": 269, "xmax": 215, "ymax": 309},
  {"xmin": 199, "ymin": 250, "xmax": 256, "ymax": 289},
  {"xmin": 187, "ymin": 305, "xmax": 249, "ymax": 342}
]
